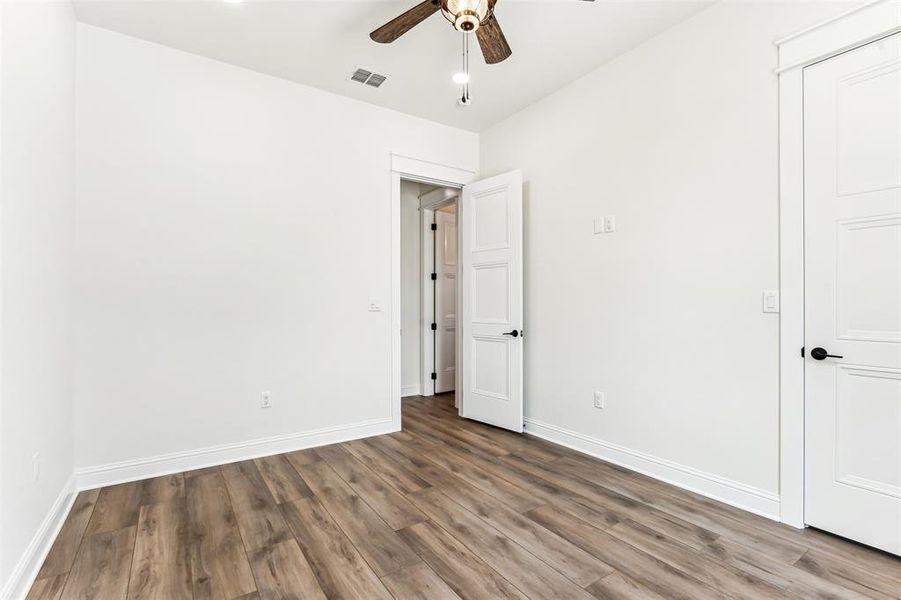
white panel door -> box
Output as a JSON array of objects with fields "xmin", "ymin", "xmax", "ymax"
[
  {"xmin": 435, "ymin": 207, "xmax": 457, "ymax": 393},
  {"xmin": 461, "ymin": 170, "xmax": 523, "ymax": 432},
  {"xmin": 804, "ymin": 33, "xmax": 901, "ymax": 555}
]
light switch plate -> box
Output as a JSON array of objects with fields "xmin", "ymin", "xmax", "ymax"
[
  {"xmin": 593, "ymin": 218, "xmax": 604, "ymax": 235},
  {"xmin": 762, "ymin": 290, "xmax": 779, "ymax": 313}
]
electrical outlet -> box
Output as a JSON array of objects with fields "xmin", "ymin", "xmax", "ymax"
[
  {"xmin": 261, "ymin": 391, "xmax": 272, "ymax": 409},
  {"xmin": 32, "ymin": 452, "xmax": 40, "ymax": 483},
  {"xmin": 603, "ymin": 215, "xmax": 616, "ymax": 233},
  {"xmin": 593, "ymin": 392, "xmax": 605, "ymax": 409}
]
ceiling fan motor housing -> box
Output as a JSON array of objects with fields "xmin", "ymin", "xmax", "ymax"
[
  {"xmin": 442, "ymin": 0, "xmax": 491, "ymax": 32},
  {"xmin": 455, "ymin": 11, "xmax": 479, "ymax": 31}
]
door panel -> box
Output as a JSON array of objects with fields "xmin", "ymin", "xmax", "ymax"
[
  {"xmin": 836, "ymin": 216, "xmax": 901, "ymax": 342},
  {"xmin": 461, "ymin": 171, "xmax": 523, "ymax": 432},
  {"xmin": 834, "ymin": 365, "xmax": 901, "ymax": 498},
  {"xmin": 804, "ymin": 33, "xmax": 901, "ymax": 555}
]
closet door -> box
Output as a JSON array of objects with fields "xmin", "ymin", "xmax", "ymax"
[{"xmin": 804, "ymin": 33, "xmax": 901, "ymax": 555}]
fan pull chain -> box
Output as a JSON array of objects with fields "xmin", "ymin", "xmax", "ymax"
[{"xmin": 460, "ymin": 31, "xmax": 472, "ymax": 106}]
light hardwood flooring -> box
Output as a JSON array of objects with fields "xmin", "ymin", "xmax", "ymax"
[{"xmin": 27, "ymin": 395, "xmax": 901, "ymax": 599}]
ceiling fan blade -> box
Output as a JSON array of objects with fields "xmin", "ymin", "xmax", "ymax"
[
  {"xmin": 370, "ymin": 1, "xmax": 441, "ymax": 44},
  {"xmin": 476, "ymin": 15, "xmax": 511, "ymax": 64}
]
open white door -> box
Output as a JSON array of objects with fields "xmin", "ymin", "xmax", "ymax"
[
  {"xmin": 460, "ymin": 170, "xmax": 523, "ymax": 432},
  {"xmin": 804, "ymin": 33, "xmax": 901, "ymax": 555}
]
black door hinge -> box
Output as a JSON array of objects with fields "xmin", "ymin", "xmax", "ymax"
[
  {"xmin": 431, "ymin": 372, "xmax": 437, "ymax": 380},
  {"xmin": 431, "ymin": 223, "xmax": 437, "ymax": 231},
  {"xmin": 801, "ymin": 346, "xmax": 805, "ymax": 357},
  {"xmin": 431, "ymin": 323, "xmax": 437, "ymax": 331},
  {"xmin": 431, "ymin": 273, "xmax": 437, "ymax": 281}
]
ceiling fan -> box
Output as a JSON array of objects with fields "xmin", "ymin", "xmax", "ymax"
[{"xmin": 370, "ymin": 0, "xmax": 595, "ymax": 65}]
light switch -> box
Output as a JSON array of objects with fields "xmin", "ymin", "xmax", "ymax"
[
  {"xmin": 603, "ymin": 215, "xmax": 616, "ymax": 233},
  {"xmin": 762, "ymin": 290, "xmax": 779, "ymax": 313},
  {"xmin": 594, "ymin": 216, "xmax": 616, "ymax": 234}
]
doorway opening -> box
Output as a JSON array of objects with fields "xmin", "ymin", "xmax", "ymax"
[
  {"xmin": 400, "ymin": 180, "xmax": 459, "ymax": 403},
  {"xmin": 390, "ymin": 155, "xmax": 523, "ymax": 433}
]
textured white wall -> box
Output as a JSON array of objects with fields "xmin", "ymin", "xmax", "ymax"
[
  {"xmin": 480, "ymin": 0, "xmax": 860, "ymax": 498},
  {"xmin": 0, "ymin": 0, "xmax": 76, "ymax": 588},
  {"xmin": 74, "ymin": 25, "xmax": 478, "ymax": 469}
]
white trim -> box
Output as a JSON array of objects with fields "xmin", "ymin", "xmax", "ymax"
[
  {"xmin": 401, "ymin": 384, "xmax": 421, "ymax": 397},
  {"xmin": 776, "ymin": 0, "xmax": 901, "ymax": 528},
  {"xmin": 776, "ymin": 1, "xmax": 901, "ymax": 73},
  {"xmin": 74, "ymin": 418, "xmax": 392, "ymax": 491},
  {"xmin": 391, "ymin": 154, "xmax": 475, "ymax": 189},
  {"xmin": 1, "ymin": 477, "xmax": 77, "ymax": 600},
  {"xmin": 775, "ymin": 0, "xmax": 886, "ymax": 45},
  {"xmin": 524, "ymin": 418, "xmax": 781, "ymax": 520},
  {"xmin": 391, "ymin": 153, "xmax": 474, "ymax": 430},
  {"xmin": 419, "ymin": 187, "xmax": 459, "ymax": 210},
  {"xmin": 778, "ymin": 65, "xmax": 806, "ymax": 528}
]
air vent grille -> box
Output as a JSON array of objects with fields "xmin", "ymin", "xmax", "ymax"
[
  {"xmin": 365, "ymin": 73, "xmax": 387, "ymax": 88},
  {"xmin": 350, "ymin": 68, "xmax": 371, "ymax": 84},
  {"xmin": 350, "ymin": 66, "xmax": 388, "ymax": 89}
]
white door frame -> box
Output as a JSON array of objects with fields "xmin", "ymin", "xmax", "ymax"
[
  {"xmin": 776, "ymin": 0, "xmax": 901, "ymax": 528},
  {"xmin": 390, "ymin": 154, "xmax": 475, "ymax": 431}
]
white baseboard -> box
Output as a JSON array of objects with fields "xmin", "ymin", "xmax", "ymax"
[
  {"xmin": 401, "ymin": 384, "xmax": 421, "ymax": 398},
  {"xmin": 524, "ymin": 418, "xmax": 781, "ymax": 521},
  {"xmin": 1, "ymin": 476, "xmax": 77, "ymax": 600},
  {"xmin": 74, "ymin": 417, "xmax": 394, "ymax": 491}
]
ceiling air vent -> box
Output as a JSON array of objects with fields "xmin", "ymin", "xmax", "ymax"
[
  {"xmin": 365, "ymin": 73, "xmax": 387, "ymax": 88},
  {"xmin": 350, "ymin": 66, "xmax": 388, "ymax": 89}
]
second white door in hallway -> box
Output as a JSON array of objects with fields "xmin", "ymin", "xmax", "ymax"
[{"xmin": 434, "ymin": 205, "xmax": 457, "ymax": 393}]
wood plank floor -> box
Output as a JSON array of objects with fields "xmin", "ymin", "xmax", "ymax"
[{"xmin": 28, "ymin": 395, "xmax": 901, "ymax": 599}]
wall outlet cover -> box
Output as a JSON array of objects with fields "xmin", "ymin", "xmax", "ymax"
[{"xmin": 762, "ymin": 290, "xmax": 780, "ymax": 313}]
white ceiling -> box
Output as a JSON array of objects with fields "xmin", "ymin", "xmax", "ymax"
[{"xmin": 73, "ymin": 0, "xmax": 713, "ymax": 132}]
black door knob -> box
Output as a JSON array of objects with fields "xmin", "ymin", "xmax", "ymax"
[
  {"xmin": 502, "ymin": 330, "xmax": 519, "ymax": 338},
  {"xmin": 810, "ymin": 347, "xmax": 843, "ymax": 361}
]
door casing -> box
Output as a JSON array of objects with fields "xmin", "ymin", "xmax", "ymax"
[
  {"xmin": 776, "ymin": 0, "xmax": 901, "ymax": 528},
  {"xmin": 390, "ymin": 154, "xmax": 474, "ymax": 431}
]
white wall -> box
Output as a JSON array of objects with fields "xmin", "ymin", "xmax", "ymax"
[
  {"xmin": 480, "ymin": 0, "xmax": 859, "ymax": 514},
  {"xmin": 74, "ymin": 25, "xmax": 478, "ymax": 470},
  {"xmin": 400, "ymin": 180, "xmax": 421, "ymax": 396},
  {"xmin": 0, "ymin": 0, "xmax": 76, "ymax": 590}
]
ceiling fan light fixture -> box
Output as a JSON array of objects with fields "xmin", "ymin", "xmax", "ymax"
[
  {"xmin": 441, "ymin": 0, "xmax": 491, "ymax": 32},
  {"xmin": 452, "ymin": 72, "xmax": 470, "ymax": 85}
]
